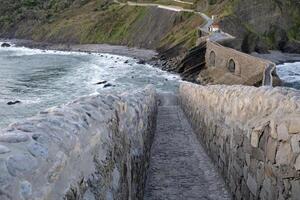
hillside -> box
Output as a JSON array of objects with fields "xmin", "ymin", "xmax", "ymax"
[
  {"xmin": 194, "ymin": 0, "xmax": 300, "ymax": 53},
  {"xmin": 1, "ymin": 0, "xmax": 299, "ymax": 54},
  {"xmin": 0, "ymin": 0, "xmax": 203, "ymax": 50}
]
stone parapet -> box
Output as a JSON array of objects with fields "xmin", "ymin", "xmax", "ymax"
[
  {"xmin": 0, "ymin": 85, "xmax": 157, "ymax": 200},
  {"xmin": 179, "ymin": 82, "xmax": 300, "ymax": 200}
]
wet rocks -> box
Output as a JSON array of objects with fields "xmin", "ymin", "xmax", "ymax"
[
  {"xmin": 1, "ymin": 43, "xmax": 11, "ymax": 47},
  {"xmin": 7, "ymin": 100, "xmax": 21, "ymax": 105},
  {"xmin": 137, "ymin": 59, "xmax": 146, "ymax": 64},
  {"xmin": 95, "ymin": 80, "xmax": 107, "ymax": 85},
  {"xmin": 103, "ymin": 83, "xmax": 114, "ymax": 88}
]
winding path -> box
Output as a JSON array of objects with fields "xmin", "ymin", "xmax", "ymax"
[
  {"xmin": 114, "ymin": 0, "xmax": 233, "ymax": 42},
  {"xmin": 143, "ymin": 93, "xmax": 231, "ymax": 200}
]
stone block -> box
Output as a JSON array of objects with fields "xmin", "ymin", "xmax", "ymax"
[
  {"xmin": 291, "ymin": 180, "xmax": 300, "ymax": 200},
  {"xmin": 247, "ymin": 174, "xmax": 257, "ymax": 196},
  {"xmin": 259, "ymin": 177, "xmax": 276, "ymax": 200},
  {"xmin": 294, "ymin": 155, "xmax": 300, "ymax": 171},
  {"xmin": 277, "ymin": 123, "xmax": 290, "ymax": 141},
  {"xmin": 0, "ymin": 132, "xmax": 29, "ymax": 143},
  {"xmin": 291, "ymin": 135, "xmax": 300, "ymax": 153},
  {"xmin": 269, "ymin": 121, "xmax": 278, "ymax": 139},
  {"xmin": 266, "ymin": 137, "xmax": 277, "ymax": 163},
  {"xmin": 276, "ymin": 142, "xmax": 292, "ymax": 165},
  {"xmin": 288, "ymin": 118, "xmax": 300, "ymax": 134},
  {"xmin": 6, "ymin": 153, "xmax": 38, "ymax": 176},
  {"xmin": 251, "ymin": 130, "xmax": 261, "ymax": 148},
  {"xmin": 0, "ymin": 145, "xmax": 10, "ymax": 154},
  {"xmin": 251, "ymin": 148, "xmax": 265, "ymax": 161}
]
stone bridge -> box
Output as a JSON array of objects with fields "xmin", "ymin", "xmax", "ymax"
[
  {"xmin": 197, "ymin": 41, "xmax": 277, "ymax": 86},
  {"xmin": 0, "ymin": 83, "xmax": 299, "ymax": 200}
]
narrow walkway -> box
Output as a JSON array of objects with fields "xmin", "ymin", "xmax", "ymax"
[{"xmin": 144, "ymin": 93, "xmax": 231, "ymax": 200}]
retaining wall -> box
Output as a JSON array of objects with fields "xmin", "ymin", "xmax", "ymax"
[
  {"xmin": 179, "ymin": 82, "xmax": 300, "ymax": 200},
  {"xmin": 0, "ymin": 86, "xmax": 157, "ymax": 200}
]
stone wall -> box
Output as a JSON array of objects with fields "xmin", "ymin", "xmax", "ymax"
[
  {"xmin": 179, "ymin": 82, "xmax": 300, "ymax": 200},
  {"xmin": 197, "ymin": 41, "xmax": 276, "ymax": 86},
  {"xmin": 0, "ymin": 86, "xmax": 157, "ymax": 200}
]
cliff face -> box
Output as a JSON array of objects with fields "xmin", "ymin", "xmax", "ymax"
[
  {"xmin": 0, "ymin": 0, "xmax": 202, "ymax": 50},
  {"xmin": 217, "ymin": 0, "xmax": 300, "ymax": 53},
  {"xmin": 194, "ymin": 0, "xmax": 300, "ymax": 53}
]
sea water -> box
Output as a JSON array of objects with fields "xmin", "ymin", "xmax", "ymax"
[
  {"xmin": 0, "ymin": 43, "xmax": 180, "ymax": 128},
  {"xmin": 277, "ymin": 62, "xmax": 300, "ymax": 90}
]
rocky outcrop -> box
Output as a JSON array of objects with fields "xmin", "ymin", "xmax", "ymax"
[
  {"xmin": 0, "ymin": 86, "xmax": 157, "ymax": 200},
  {"xmin": 219, "ymin": 0, "xmax": 300, "ymax": 53},
  {"xmin": 179, "ymin": 82, "xmax": 300, "ymax": 200},
  {"xmin": 1, "ymin": 42, "xmax": 11, "ymax": 47}
]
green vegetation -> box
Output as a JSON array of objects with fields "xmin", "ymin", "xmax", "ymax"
[{"xmin": 0, "ymin": 0, "xmax": 203, "ymax": 50}]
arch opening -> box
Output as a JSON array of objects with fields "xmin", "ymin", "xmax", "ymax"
[
  {"xmin": 209, "ymin": 51, "xmax": 216, "ymax": 67},
  {"xmin": 228, "ymin": 59, "xmax": 236, "ymax": 73}
]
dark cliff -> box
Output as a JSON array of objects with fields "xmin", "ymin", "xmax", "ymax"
[{"xmin": 194, "ymin": 0, "xmax": 300, "ymax": 53}]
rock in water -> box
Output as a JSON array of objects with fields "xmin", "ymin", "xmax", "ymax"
[
  {"xmin": 103, "ymin": 83, "xmax": 114, "ymax": 88},
  {"xmin": 1, "ymin": 43, "xmax": 11, "ymax": 47},
  {"xmin": 137, "ymin": 59, "xmax": 146, "ymax": 64},
  {"xmin": 7, "ymin": 101, "xmax": 21, "ymax": 105},
  {"xmin": 95, "ymin": 80, "xmax": 107, "ymax": 85}
]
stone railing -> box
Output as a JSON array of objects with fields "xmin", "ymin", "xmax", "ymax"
[
  {"xmin": 179, "ymin": 82, "xmax": 300, "ymax": 200},
  {"xmin": 0, "ymin": 86, "xmax": 157, "ymax": 200}
]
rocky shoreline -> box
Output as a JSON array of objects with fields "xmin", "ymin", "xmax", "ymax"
[
  {"xmin": 0, "ymin": 39, "xmax": 158, "ymax": 61},
  {"xmin": 252, "ymin": 51, "xmax": 300, "ymax": 65},
  {"xmin": 2, "ymin": 39, "xmax": 300, "ymax": 82}
]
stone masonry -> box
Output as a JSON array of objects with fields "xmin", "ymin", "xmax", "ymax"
[
  {"xmin": 0, "ymin": 85, "xmax": 157, "ymax": 200},
  {"xmin": 179, "ymin": 82, "xmax": 300, "ymax": 200},
  {"xmin": 197, "ymin": 41, "xmax": 276, "ymax": 86}
]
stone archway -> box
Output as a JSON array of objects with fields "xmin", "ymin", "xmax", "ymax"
[
  {"xmin": 228, "ymin": 59, "xmax": 236, "ymax": 73},
  {"xmin": 209, "ymin": 51, "xmax": 216, "ymax": 67}
]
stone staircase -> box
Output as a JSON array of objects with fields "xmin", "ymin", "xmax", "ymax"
[{"xmin": 143, "ymin": 93, "xmax": 231, "ymax": 200}]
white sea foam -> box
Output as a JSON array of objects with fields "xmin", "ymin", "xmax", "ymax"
[{"xmin": 277, "ymin": 62, "xmax": 300, "ymax": 83}]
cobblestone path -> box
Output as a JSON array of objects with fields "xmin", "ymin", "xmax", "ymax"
[{"xmin": 143, "ymin": 93, "xmax": 231, "ymax": 200}]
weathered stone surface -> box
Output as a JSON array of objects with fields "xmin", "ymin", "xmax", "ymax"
[
  {"xmin": 294, "ymin": 155, "xmax": 300, "ymax": 171},
  {"xmin": 277, "ymin": 123, "xmax": 289, "ymax": 141},
  {"xmin": 20, "ymin": 180, "xmax": 32, "ymax": 199},
  {"xmin": 6, "ymin": 154, "xmax": 38, "ymax": 176},
  {"xmin": 144, "ymin": 93, "xmax": 231, "ymax": 200},
  {"xmin": 179, "ymin": 82, "xmax": 300, "ymax": 200},
  {"xmin": 0, "ymin": 85, "xmax": 157, "ymax": 200},
  {"xmin": 0, "ymin": 132, "xmax": 29, "ymax": 143},
  {"xmin": 266, "ymin": 137, "xmax": 277, "ymax": 163},
  {"xmin": 251, "ymin": 130, "xmax": 261, "ymax": 147},
  {"xmin": 291, "ymin": 135, "xmax": 300, "ymax": 153},
  {"xmin": 288, "ymin": 117, "xmax": 300, "ymax": 134},
  {"xmin": 291, "ymin": 180, "xmax": 300, "ymax": 200},
  {"xmin": 276, "ymin": 143, "xmax": 292, "ymax": 165},
  {"xmin": 269, "ymin": 121, "xmax": 278, "ymax": 139},
  {"xmin": 0, "ymin": 145, "xmax": 10, "ymax": 154},
  {"xmin": 247, "ymin": 174, "xmax": 257, "ymax": 196}
]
